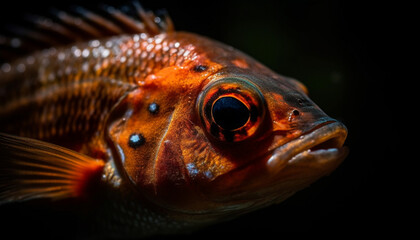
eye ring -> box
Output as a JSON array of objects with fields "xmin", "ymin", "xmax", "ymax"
[{"xmin": 198, "ymin": 77, "xmax": 265, "ymax": 142}]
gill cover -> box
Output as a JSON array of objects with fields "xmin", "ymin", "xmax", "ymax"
[{"xmin": 104, "ymin": 74, "xmax": 273, "ymax": 214}]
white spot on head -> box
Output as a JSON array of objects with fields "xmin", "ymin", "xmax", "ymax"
[{"xmin": 174, "ymin": 42, "xmax": 180, "ymax": 48}]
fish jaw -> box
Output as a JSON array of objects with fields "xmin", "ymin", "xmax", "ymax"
[
  {"xmin": 262, "ymin": 120, "xmax": 348, "ymax": 204},
  {"xmin": 267, "ymin": 121, "xmax": 348, "ymax": 176},
  {"xmin": 201, "ymin": 120, "xmax": 348, "ymax": 214}
]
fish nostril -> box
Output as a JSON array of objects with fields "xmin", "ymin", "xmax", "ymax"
[
  {"xmin": 288, "ymin": 109, "xmax": 301, "ymax": 122},
  {"xmin": 297, "ymin": 99, "xmax": 304, "ymax": 106}
]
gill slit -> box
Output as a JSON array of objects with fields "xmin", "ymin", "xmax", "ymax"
[{"xmin": 151, "ymin": 111, "xmax": 175, "ymax": 194}]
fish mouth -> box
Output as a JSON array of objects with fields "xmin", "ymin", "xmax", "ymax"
[
  {"xmin": 192, "ymin": 121, "xmax": 348, "ymax": 217},
  {"xmin": 266, "ymin": 121, "xmax": 348, "ymax": 175}
]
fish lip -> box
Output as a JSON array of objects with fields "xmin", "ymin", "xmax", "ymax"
[
  {"xmin": 267, "ymin": 121, "xmax": 348, "ymax": 172},
  {"xmin": 197, "ymin": 121, "xmax": 348, "ymax": 216}
]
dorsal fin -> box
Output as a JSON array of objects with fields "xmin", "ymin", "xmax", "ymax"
[{"xmin": 0, "ymin": 1, "xmax": 174, "ymax": 63}]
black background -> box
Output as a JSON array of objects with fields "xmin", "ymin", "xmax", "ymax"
[{"xmin": 0, "ymin": 0, "xmax": 400, "ymax": 238}]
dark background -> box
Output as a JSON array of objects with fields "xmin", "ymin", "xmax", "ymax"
[{"xmin": 0, "ymin": 0, "xmax": 400, "ymax": 238}]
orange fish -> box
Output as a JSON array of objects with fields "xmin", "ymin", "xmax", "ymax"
[{"xmin": 0, "ymin": 2, "xmax": 348, "ymax": 237}]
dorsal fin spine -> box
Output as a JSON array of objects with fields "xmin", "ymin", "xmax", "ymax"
[
  {"xmin": 26, "ymin": 15, "xmax": 80, "ymax": 41},
  {"xmin": 74, "ymin": 6, "xmax": 124, "ymax": 35},
  {"xmin": 0, "ymin": 1, "xmax": 174, "ymax": 63}
]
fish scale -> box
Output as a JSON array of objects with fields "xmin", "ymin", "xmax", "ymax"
[
  {"xmin": 0, "ymin": 33, "xmax": 194, "ymax": 144},
  {"xmin": 0, "ymin": 2, "xmax": 348, "ymax": 238}
]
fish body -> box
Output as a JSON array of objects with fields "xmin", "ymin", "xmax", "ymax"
[{"xmin": 0, "ymin": 3, "xmax": 348, "ymax": 237}]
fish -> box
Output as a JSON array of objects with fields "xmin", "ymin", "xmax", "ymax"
[{"xmin": 0, "ymin": 2, "xmax": 348, "ymax": 237}]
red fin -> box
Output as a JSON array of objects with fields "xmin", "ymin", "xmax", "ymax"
[{"xmin": 0, "ymin": 133, "xmax": 104, "ymax": 204}]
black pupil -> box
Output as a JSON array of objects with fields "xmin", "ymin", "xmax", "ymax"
[{"xmin": 212, "ymin": 97, "xmax": 250, "ymax": 130}]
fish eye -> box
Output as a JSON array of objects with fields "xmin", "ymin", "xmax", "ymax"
[
  {"xmin": 212, "ymin": 96, "xmax": 249, "ymax": 130},
  {"xmin": 198, "ymin": 77, "xmax": 265, "ymax": 142}
]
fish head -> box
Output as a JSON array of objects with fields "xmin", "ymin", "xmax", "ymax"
[
  {"xmin": 106, "ymin": 36, "xmax": 348, "ymax": 222},
  {"xmin": 190, "ymin": 66, "xmax": 348, "ymax": 215}
]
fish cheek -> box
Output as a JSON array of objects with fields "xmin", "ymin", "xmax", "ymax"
[
  {"xmin": 105, "ymin": 90, "xmax": 178, "ymax": 195},
  {"xmin": 148, "ymin": 107, "xmax": 236, "ymax": 212},
  {"xmin": 150, "ymin": 127, "xmax": 196, "ymax": 210}
]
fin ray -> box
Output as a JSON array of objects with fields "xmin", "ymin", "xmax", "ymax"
[
  {"xmin": 74, "ymin": 6, "xmax": 124, "ymax": 35},
  {"xmin": 0, "ymin": 133, "xmax": 104, "ymax": 205},
  {"xmin": 103, "ymin": 5, "xmax": 146, "ymax": 33},
  {"xmin": 1, "ymin": 1, "xmax": 174, "ymax": 62}
]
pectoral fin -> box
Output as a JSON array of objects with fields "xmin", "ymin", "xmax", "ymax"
[{"xmin": 0, "ymin": 133, "xmax": 104, "ymax": 205}]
